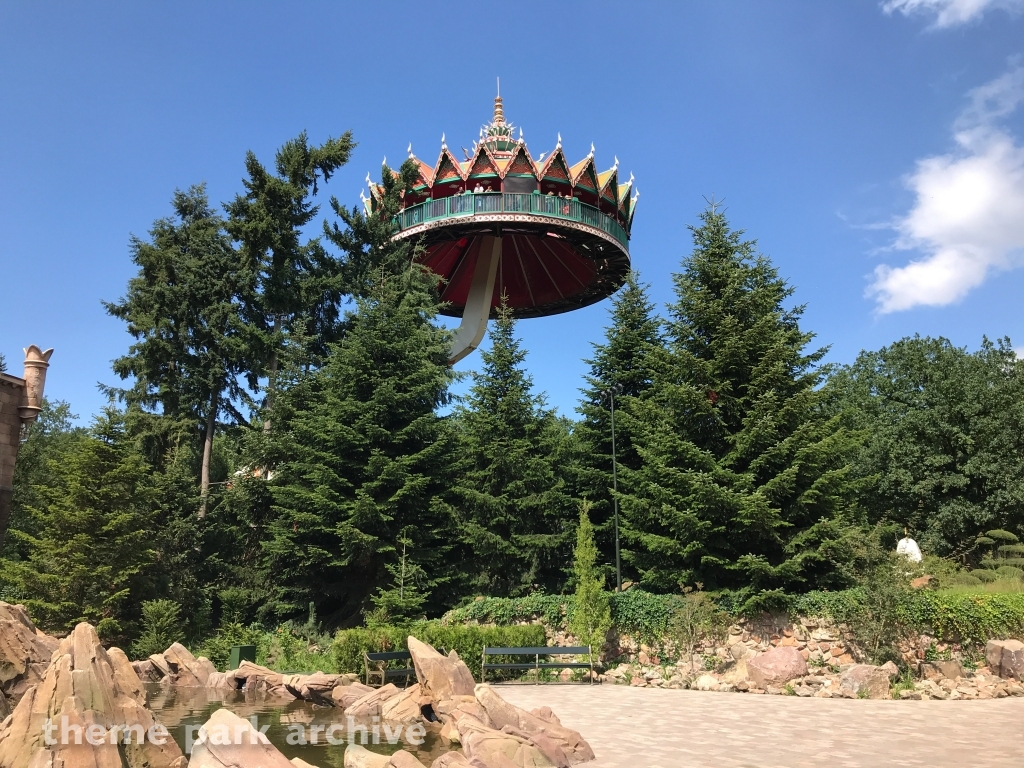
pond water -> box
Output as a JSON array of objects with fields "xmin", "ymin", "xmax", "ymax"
[{"xmin": 144, "ymin": 683, "xmax": 448, "ymax": 766}]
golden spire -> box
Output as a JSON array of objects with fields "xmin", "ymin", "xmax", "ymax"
[{"xmin": 493, "ymin": 77, "xmax": 504, "ymax": 124}]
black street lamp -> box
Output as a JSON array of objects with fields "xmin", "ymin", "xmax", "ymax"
[{"xmin": 600, "ymin": 383, "xmax": 624, "ymax": 592}]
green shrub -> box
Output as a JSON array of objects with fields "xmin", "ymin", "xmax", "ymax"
[
  {"xmin": 131, "ymin": 599, "xmax": 184, "ymax": 659},
  {"xmin": 973, "ymin": 570, "xmax": 1000, "ymax": 583},
  {"xmin": 948, "ymin": 573, "xmax": 983, "ymax": 587},
  {"xmin": 332, "ymin": 622, "xmax": 546, "ymax": 680},
  {"xmin": 996, "ymin": 566, "xmax": 1024, "ymax": 580},
  {"xmin": 194, "ymin": 623, "xmax": 271, "ymax": 671}
]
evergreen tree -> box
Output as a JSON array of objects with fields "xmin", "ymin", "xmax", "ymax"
[
  {"xmin": 452, "ymin": 302, "xmax": 575, "ymax": 596},
  {"xmin": 2, "ymin": 408, "xmax": 161, "ymax": 638},
  {"xmin": 618, "ymin": 204, "xmax": 859, "ymax": 606},
  {"xmin": 568, "ymin": 503, "xmax": 611, "ymax": 653},
  {"xmin": 225, "ymin": 131, "xmax": 354, "ymax": 414},
  {"xmin": 258, "ymin": 267, "xmax": 457, "ymax": 625},
  {"xmin": 367, "ymin": 536, "xmax": 430, "ymax": 626},
  {"xmin": 105, "ymin": 185, "xmax": 253, "ymax": 514},
  {"xmin": 574, "ymin": 272, "xmax": 662, "ymax": 580}
]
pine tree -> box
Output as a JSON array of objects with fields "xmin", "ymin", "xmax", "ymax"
[
  {"xmin": 574, "ymin": 271, "xmax": 662, "ymax": 581},
  {"xmin": 105, "ymin": 185, "xmax": 253, "ymax": 515},
  {"xmin": 2, "ymin": 408, "xmax": 161, "ymax": 638},
  {"xmin": 225, "ymin": 131, "xmax": 354, "ymax": 417},
  {"xmin": 618, "ymin": 204, "xmax": 859, "ymax": 607},
  {"xmin": 258, "ymin": 267, "xmax": 457, "ymax": 625},
  {"xmin": 453, "ymin": 302, "xmax": 575, "ymax": 596}
]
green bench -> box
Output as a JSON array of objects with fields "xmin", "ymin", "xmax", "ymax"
[
  {"xmin": 481, "ymin": 645, "xmax": 594, "ymax": 684},
  {"xmin": 364, "ymin": 650, "xmax": 415, "ymax": 687}
]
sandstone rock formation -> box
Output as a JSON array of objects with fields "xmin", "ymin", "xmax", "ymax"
[
  {"xmin": 985, "ymin": 639, "xmax": 1024, "ymax": 680},
  {"xmin": 919, "ymin": 660, "xmax": 964, "ymax": 680},
  {"xmin": 334, "ymin": 680, "xmax": 375, "ymax": 709},
  {"xmin": 429, "ymin": 755, "xmax": 470, "ymax": 768},
  {"xmin": 0, "ymin": 602, "xmax": 59, "ymax": 704},
  {"xmin": 475, "ymin": 683, "xmax": 594, "ymax": 765},
  {"xmin": 0, "ymin": 621, "xmax": 186, "ymax": 768},
  {"xmin": 746, "ymin": 645, "xmax": 807, "ymax": 689},
  {"xmin": 407, "ymin": 637, "xmax": 475, "ymax": 710},
  {"xmin": 151, "ymin": 642, "xmax": 218, "ymax": 687},
  {"xmin": 188, "ymin": 706, "xmax": 293, "ymax": 768},
  {"xmin": 839, "ymin": 664, "xmax": 896, "ymax": 699},
  {"xmin": 345, "ymin": 683, "xmax": 403, "ymax": 718}
]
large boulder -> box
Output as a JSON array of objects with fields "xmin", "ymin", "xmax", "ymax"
[
  {"xmin": 839, "ymin": 664, "xmax": 895, "ymax": 699},
  {"xmin": 380, "ymin": 684, "xmax": 426, "ymax": 724},
  {"xmin": 746, "ymin": 646, "xmax": 807, "ymax": 689},
  {"xmin": 0, "ymin": 621, "xmax": 186, "ymax": 768},
  {"xmin": 408, "ymin": 637, "xmax": 475, "ymax": 709},
  {"xmin": 0, "ymin": 602, "xmax": 59, "ymax": 703},
  {"xmin": 159, "ymin": 642, "xmax": 217, "ymax": 686},
  {"xmin": 919, "ymin": 660, "xmax": 964, "ymax": 680},
  {"xmin": 345, "ymin": 683, "xmax": 404, "ymax": 718},
  {"xmin": 475, "ymin": 684, "xmax": 593, "ymax": 765},
  {"xmin": 188, "ymin": 706, "xmax": 292, "ymax": 768},
  {"xmin": 985, "ymin": 639, "xmax": 1024, "ymax": 680},
  {"xmin": 459, "ymin": 713, "xmax": 558, "ymax": 768},
  {"xmin": 334, "ymin": 681, "xmax": 375, "ymax": 709},
  {"xmin": 344, "ymin": 744, "xmax": 391, "ymax": 768}
]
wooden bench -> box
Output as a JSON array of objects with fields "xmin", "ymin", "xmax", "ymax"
[
  {"xmin": 481, "ymin": 646, "xmax": 594, "ymax": 684},
  {"xmin": 364, "ymin": 651, "xmax": 415, "ymax": 687}
]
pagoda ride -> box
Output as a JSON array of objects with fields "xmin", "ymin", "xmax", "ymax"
[{"xmin": 364, "ymin": 89, "xmax": 638, "ymax": 363}]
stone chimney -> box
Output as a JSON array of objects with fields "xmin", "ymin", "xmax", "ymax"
[{"xmin": 0, "ymin": 345, "xmax": 53, "ymax": 549}]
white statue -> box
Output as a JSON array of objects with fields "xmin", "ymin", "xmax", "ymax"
[{"xmin": 896, "ymin": 529, "xmax": 923, "ymax": 563}]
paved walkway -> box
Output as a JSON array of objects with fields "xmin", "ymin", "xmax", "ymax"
[{"xmin": 496, "ymin": 684, "xmax": 1024, "ymax": 768}]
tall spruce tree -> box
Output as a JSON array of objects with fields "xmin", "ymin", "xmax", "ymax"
[
  {"xmin": 452, "ymin": 302, "xmax": 575, "ymax": 596},
  {"xmin": 225, "ymin": 131, "xmax": 354, "ymax": 421},
  {"xmin": 618, "ymin": 204, "xmax": 859, "ymax": 606},
  {"xmin": 258, "ymin": 267, "xmax": 457, "ymax": 625},
  {"xmin": 105, "ymin": 185, "xmax": 252, "ymax": 514},
  {"xmin": 574, "ymin": 272, "xmax": 662, "ymax": 579}
]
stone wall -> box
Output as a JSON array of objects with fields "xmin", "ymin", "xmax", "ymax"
[{"xmin": 0, "ymin": 347, "xmax": 52, "ymax": 549}]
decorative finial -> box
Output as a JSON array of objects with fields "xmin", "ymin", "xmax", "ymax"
[
  {"xmin": 493, "ymin": 82, "xmax": 505, "ymax": 125},
  {"xmin": 556, "ymin": 133, "xmax": 562, "ymax": 148},
  {"xmin": 538, "ymin": 152, "xmax": 546, "ymax": 161},
  {"xmin": 629, "ymin": 172, "xmax": 634, "ymax": 183},
  {"xmin": 359, "ymin": 189, "xmax": 367, "ymax": 202},
  {"xmin": 407, "ymin": 143, "xmax": 413, "ymax": 158},
  {"xmin": 441, "ymin": 132, "xmax": 446, "ymax": 149},
  {"xmin": 590, "ymin": 142, "xmax": 595, "ymax": 156},
  {"xmin": 613, "ymin": 155, "xmax": 619, "ymax": 169},
  {"xmin": 365, "ymin": 172, "xmax": 371, "ymax": 185},
  {"xmin": 519, "ymin": 127, "xmax": 523, "ymax": 142},
  {"xmin": 382, "ymin": 155, "xmax": 387, "ymax": 167}
]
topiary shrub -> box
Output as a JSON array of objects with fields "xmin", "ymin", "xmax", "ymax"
[
  {"xmin": 973, "ymin": 570, "xmax": 1000, "ymax": 583},
  {"xmin": 996, "ymin": 566, "xmax": 1024, "ymax": 581}
]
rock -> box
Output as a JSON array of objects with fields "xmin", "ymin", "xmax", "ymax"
[
  {"xmin": 380, "ymin": 684, "xmax": 426, "ymax": 724},
  {"xmin": 840, "ymin": 665, "xmax": 892, "ymax": 700},
  {"xmin": 919, "ymin": 660, "xmax": 963, "ymax": 680},
  {"xmin": 475, "ymin": 683, "xmax": 593, "ymax": 765},
  {"xmin": 729, "ymin": 643, "xmax": 752, "ymax": 661},
  {"xmin": 284, "ymin": 671, "xmax": 345, "ymax": 705},
  {"xmin": 692, "ymin": 674, "xmax": 719, "ymax": 691},
  {"xmin": 910, "ymin": 575, "xmax": 934, "ymax": 589},
  {"xmin": 429, "ymin": 754, "xmax": 471, "ymax": 768},
  {"xmin": 343, "ymin": 744, "xmax": 392, "ymax": 768},
  {"xmin": 334, "ymin": 681, "xmax": 376, "ymax": 709},
  {"xmin": 408, "ymin": 637, "xmax": 476, "ymax": 709},
  {"xmin": 345, "ymin": 683, "xmax": 403, "ymax": 718},
  {"xmin": 0, "ymin": 602, "xmax": 59, "ymax": 703},
  {"xmin": 189, "ymin": 707, "xmax": 291, "ymax": 768},
  {"xmin": 720, "ymin": 659, "xmax": 749, "ymax": 686},
  {"xmin": 231, "ymin": 660, "xmax": 297, "ymax": 699},
  {"xmin": 985, "ymin": 639, "xmax": 1024, "ymax": 680},
  {"xmin": 637, "ymin": 651, "xmax": 650, "ymax": 666},
  {"xmin": 159, "ymin": 642, "xmax": 217, "ymax": 686},
  {"xmin": 746, "ymin": 646, "xmax": 808, "ymax": 689},
  {"xmin": 132, "ymin": 659, "xmax": 162, "ymax": 682},
  {"xmin": 292, "ymin": 759, "xmax": 321, "ymax": 768},
  {"xmin": 459, "ymin": 716, "xmax": 558, "ymax": 768},
  {"xmin": 0, "ymin": 621, "xmax": 187, "ymax": 768},
  {"xmin": 388, "ymin": 751, "xmax": 426, "ymax": 768},
  {"xmin": 0, "ymin": 692, "xmax": 7, "ymax": 720},
  {"xmin": 880, "ymin": 661, "xmax": 900, "ymax": 678}
]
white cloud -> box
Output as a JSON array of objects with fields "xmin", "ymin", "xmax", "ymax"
[
  {"xmin": 883, "ymin": 0, "xmax": 1024, "ymax": 28},
  {"xmin": 868, "ymin": 66, "xmax": 1024, "ymax": 313}
]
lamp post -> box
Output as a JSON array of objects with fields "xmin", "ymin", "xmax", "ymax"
[{"xmin": 600, "ymin": 383, "xmax": 623, "ymax": 592}]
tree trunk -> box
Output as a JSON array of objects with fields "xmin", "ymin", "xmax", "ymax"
[{"xmin": 198, "ymin": 390, "xmax": 219, "ymax": 518}]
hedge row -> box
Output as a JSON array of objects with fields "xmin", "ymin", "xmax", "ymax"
[
  {"xmin": 443, "ymin": 589, "xmax": 1024, "ymax": 646},
  {"xmin": 331, "ymin": 621, "xmax": 546, "ymax": 679}
]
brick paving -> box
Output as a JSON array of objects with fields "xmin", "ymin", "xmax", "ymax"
[{"xmin": 496, "ymin": 684, "xmax": 1024, "ymax": 768}]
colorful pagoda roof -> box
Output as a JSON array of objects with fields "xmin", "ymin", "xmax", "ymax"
[{"xmin": 365, "ymin": 94, "xmax": 638, "ymax": 235}]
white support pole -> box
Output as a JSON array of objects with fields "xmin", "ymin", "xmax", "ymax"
[{"xmin": 449, "ymin": 235, "xmax": 501, "ymax": 364}]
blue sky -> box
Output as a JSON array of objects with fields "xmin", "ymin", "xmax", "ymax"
[{"xmin": 2, "ymin": 1, "xmax": 1023, "ymax": 420}]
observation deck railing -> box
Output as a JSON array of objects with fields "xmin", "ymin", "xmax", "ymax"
[{"xmin": 395, "ymin": 193, "xmax": 629, "ymax": 251}]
